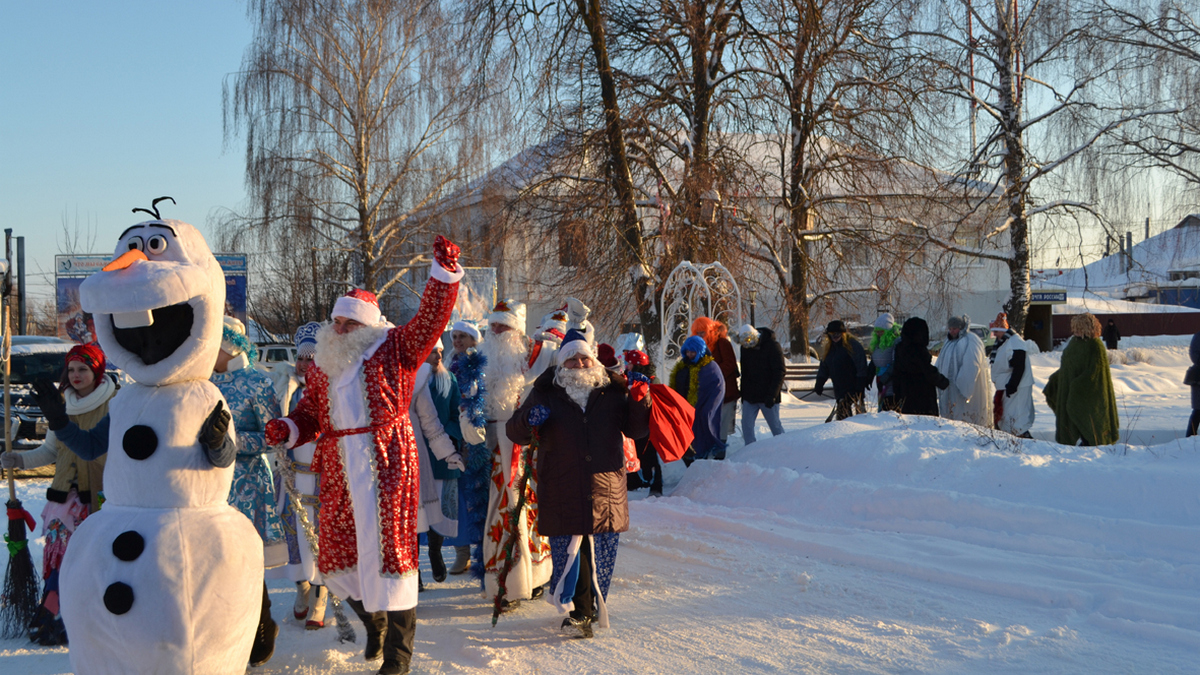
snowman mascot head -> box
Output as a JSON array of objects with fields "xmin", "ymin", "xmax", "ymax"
[{"xmin": 81, "ymin": 206, "xmax": 226, "ymax": 386}]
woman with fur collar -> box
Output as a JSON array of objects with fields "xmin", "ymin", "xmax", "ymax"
[
  {"xmin": 1, "ymin": 344, "xmax": 117, "ymax": 646},
  {"xmin": 211, "ymin": 316, "xmax": 286, "ymax": 666}
]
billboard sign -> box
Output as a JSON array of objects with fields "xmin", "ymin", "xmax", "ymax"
[{"xmin": 56, "ymin": 252, "xmax": 250, "ymax": 343}]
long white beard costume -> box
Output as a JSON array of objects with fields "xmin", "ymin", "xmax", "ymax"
[
  {"xmin": 936, "ymin": 330, "xmax": 994, "ymax": 427},
  {"xmin": 479, "ymin": 328, "xmax": 557, "ymax": 601}
]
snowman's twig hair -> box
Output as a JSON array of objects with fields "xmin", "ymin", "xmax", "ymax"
[{"xmin": 131, "ymin": 196, "xmax": 177, "ymax": 220}]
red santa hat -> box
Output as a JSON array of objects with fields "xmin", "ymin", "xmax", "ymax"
[
  {"xmin": 488, "ymin": 298, "xmax": 526, "ymax": 334},
  {"xmin": 331, "ymin": 288, "xmax": 382, "ymax": 326}
]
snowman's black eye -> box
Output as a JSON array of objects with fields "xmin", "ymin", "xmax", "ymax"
[
  {"xmin": 147, "ymin": 235, "xmax": 169, "ymax": 254},
  {"xmin": 127, "ymin": 237, "xmax": 144, "ymax": 252}
]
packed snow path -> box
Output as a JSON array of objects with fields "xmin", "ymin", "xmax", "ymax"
[{"xmin": 2, "ymin": 336, "xmax": 1197, "ymax": 674}]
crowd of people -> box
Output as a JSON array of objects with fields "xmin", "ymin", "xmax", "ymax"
[
  {"xmin": 812, "ymin": 309, "xmax": 1121, "ymax": 447},
  {"xmin": 1, "ymin": 242, "xmax": 1172, "ymax": 674}
]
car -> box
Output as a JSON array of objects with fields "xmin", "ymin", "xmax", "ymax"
[
  {"xmin": 7, "ymin": 336, "xmax": 76, "ymax": 450},
  {"xmin": 929, "ymin": 324, "xmax": 996, "ymax": 356},
  {"xmin": 809, "ymin": 322, "xmax": 876, "ymax": 358},
  {"xmin": 257, "ymin": 343, "xmax": 297, "ymax": 372}
]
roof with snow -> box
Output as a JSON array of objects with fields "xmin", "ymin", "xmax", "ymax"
[{"xmin": 1052, "ymin": 215, "xmax": 1200, "ymax": 294}]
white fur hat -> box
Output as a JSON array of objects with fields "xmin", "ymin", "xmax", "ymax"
[
  {"xmin": 556, "ymin": 329, "xmax": 595, "ymax": 365},
  {"xmin": 332, "ymin": 288, "xmax": 382, "ymax": 326},
  {"xmin": 451, "ymin": 319, "xmax": 482, "ymax": 342},
  {"xmin": 488, "ymin": 299, "xmax": 526, "ymax": 334}
]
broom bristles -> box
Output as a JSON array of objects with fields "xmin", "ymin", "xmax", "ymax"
[{"xmin": 0, "ymin": 546, "xmax": 40, "ymax": 639}]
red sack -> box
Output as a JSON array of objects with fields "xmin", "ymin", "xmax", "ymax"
[
  {"xmin": 647, "ymin": 383, "xmax": 695, "ymax": 462},
  {"xmin": 623, "ymin": 435, "xmax": 640, "ymax": 473}
]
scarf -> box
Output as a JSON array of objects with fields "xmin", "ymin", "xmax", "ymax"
[
  {"xmin": 64, "ymin": 375, "xmax": 117, "ymax": 415},
  {"xmin": 670, "ymin": 354, "xmax": 715, "ymax": 406}
]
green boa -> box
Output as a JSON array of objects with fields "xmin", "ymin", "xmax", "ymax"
[
  {"xmin": 870, "ymin": 326, "xmax": 900, "ymax": 351},
  {"xmin": 670, "ymin": 354, "xmax": 715, "ymax": 406}
]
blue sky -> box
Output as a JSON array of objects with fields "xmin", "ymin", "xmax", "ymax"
[{"xmin": 1, "ymin": 2, "xmax": 253, "ymax": 306}]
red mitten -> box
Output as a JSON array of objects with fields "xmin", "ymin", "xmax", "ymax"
[
  {"xmin": 433, "ymin": 235, "xmax": 460, "ymax": 272},
  {"xmin": 629, "ymin": 381, "xmax": 649, "ymax": 402},
  {"xmin": 265, "ymin": 418, "xmax": 291, "ymax": 446}
]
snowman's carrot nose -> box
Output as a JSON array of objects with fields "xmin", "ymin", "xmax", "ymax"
[{"xmin": 103, "ymin": 249, "xmax": 149, "ymax": 272}]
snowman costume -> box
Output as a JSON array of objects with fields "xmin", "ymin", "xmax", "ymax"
[{"xmin": 59, "ymin": 215, "xmax": 263, "ymax": 674}]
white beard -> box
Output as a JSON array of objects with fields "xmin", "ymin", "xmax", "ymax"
[
  {"xmin": 554, "ymin": 363, "xmax": 609, "ymax": 412},
  {"xmin": 480, "ymin": 330, "xmax": 529, "ymax": 421},
  {"xmin": 314, "ymin": 323, "xmax": 390, "ymax": 382}
]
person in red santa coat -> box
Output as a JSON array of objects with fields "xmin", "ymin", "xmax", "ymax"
[{"xmin": 266, "ymin": 236, "xmax": 463, "ymax": 675}]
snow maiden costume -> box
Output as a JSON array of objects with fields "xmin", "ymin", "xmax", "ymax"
[
  {"xmin": 447, "ymin": 320, "xmax": 491, "ymax": 581},
  {"xmin": 276, "ymin": 321, "xmax": 329, "ymax": 628},
  {"xmin": 5, "ymin": 344, "xmax": 116, "ymax": 646},
  {"xmin": 266, "ymin": 237, "xmax": 463, "ymax": 675},
  {"xmin": 212, "ymin": 315, "xmax": 288, "ymax": 663},
  {"xmin": 56, "ymin": 205, "xmax": 263, "ymax": 675}
]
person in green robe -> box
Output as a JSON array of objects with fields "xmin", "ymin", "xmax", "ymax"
[{"xmin": 1044, "ymin": 313, "xmax": 1120, "ymax": 446}]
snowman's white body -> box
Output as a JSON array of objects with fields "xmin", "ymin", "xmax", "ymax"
[{"xmin": 59, "ymin": 219, "xmax": 264, "ymax": 674}]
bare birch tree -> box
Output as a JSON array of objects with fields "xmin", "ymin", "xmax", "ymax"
[
  {"xmin": 904, "ymin": 0, "xmax": 1168, "ymax": 331},
  {"xmin": 224, "ymin": 0, "xmax": 487, "ymax": 301}
]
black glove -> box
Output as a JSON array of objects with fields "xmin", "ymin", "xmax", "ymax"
[
  {"xmin": 198, "ymin": 402, "xmax": 235, "ymax": 468},
  {"xmin": 1005, "ymin": 381, "xmax": 1019, "ymax": 397},
  {"xmin": 33, "ymin": 378, "xmax": 68, "ymax": 431}
]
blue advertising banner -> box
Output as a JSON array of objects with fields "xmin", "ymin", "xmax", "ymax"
[{"xmin": 56, "ymin": 252, "xmax": 249, "ymax": 343}]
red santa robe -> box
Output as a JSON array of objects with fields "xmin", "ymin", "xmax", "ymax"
[
  {"xmin": 281, "ymin": 265, "xmax": 462, "ymax": 612},
  {"xmin": 482, "ymin": 336, "xmax": 557, "ymax": 601}
]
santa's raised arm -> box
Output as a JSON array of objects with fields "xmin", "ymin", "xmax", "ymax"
[{"xmin": 264, "ymin": 235, "xmax": 462, "ymax": 675}]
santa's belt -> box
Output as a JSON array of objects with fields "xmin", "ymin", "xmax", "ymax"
[
  {"xmin": 322, "ymin": 421, "xmax": 397, "ymax": 439},
  {"xmin": 291, "ymin": 461, "xmax": 316, "ymax": 475}
]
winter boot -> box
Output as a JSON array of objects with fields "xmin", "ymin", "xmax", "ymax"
[
  {"xmin": 345, "ymin": 597, "xmax": 387, "ymax": 661},
  {"xmin": 293, "ymin": 580, "xmax": 312, "ymax": 620},
  {"xmin": 448, "ymin": 545, "xmax": 471, "ymax": 575},
  {"xmin": 377, "ymin": 608, "xmax": 415, "ymax": 675},
  {"xmin": 249, "ymin": 582, "xmax": 279, "ymax": 667},
  {"xmin": 427, "ymin": 529, "xmax": 447, "ymax": 582},
  {"xmin": 306, "ymin": 584, "xmax": 328, "ymax": 630},
  {"xmin": 560, "ymin": 616, "xmax": 594, "ymax": 639}
]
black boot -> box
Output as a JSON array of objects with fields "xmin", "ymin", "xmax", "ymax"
[
  {"xmin": 427, "ymin": 529, "xmax": 447, "ymax": 583},
  {"xmin": 249, "ymin": 582, "xmax": 279, "ymax": 667},
  {"xmin": 377, "ymin": 608, "xmax": 415, "ymax": 675},
  {"xmin": 345, "ymin": 597, "xmax": 387, "ymax": 661}
]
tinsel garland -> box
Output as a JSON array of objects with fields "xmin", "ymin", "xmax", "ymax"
[
  {"xmin": 491, "ymin": 428, "xmax": 538, "ymax": 626},
  {"xmin": 669, "ymin": 354, "xmax": 714, "ymax": 407},
  {"xmin": 221, "ymin": 325, "xmax": 259, "ymax": 364},
  {"xmin": 450, "ymin": 350, "xmax": 488, "ymax": 429}
]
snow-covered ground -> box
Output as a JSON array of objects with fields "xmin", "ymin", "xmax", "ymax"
[{"xmin": 2, "ymin": 336, "xmax": 1197, "ymax": 674}]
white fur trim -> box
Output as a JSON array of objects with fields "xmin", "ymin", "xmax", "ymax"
[
  {"xmin": 430, "ymin": 262, "xmax": 465, "ymax": 284},
  {"xmin": 556, "ymin": 338, "xmax": 595, "ymax": 365},
  {"xmin": 281, "ymin": 417, "xmax": 299, "ymax": 448},
  {"xmin": 331, "ymin": 295, "xmax": 381, "ymax": 326}
]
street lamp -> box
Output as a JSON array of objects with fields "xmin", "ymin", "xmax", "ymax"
[{"xmin": 748, "ymin": 288, "xmax": 757, "ymax": 326}]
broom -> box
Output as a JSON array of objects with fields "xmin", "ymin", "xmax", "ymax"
[{"xmin": 0, "ymin": 304, "xmax": 40, "ymax": 638}]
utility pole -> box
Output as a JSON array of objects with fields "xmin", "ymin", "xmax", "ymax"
[{"xmin": 16, "ymin": 237, "xmax": 25, "ymax": 335}]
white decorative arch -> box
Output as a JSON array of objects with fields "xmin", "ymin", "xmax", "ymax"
[{"xmin": 657, "ymin": 260, "xmax": 744, "ymax": 369}]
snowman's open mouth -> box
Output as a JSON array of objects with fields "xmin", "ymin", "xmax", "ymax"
[{"xmin": 111, "ymin": 302, "xmax": 195, "ymax": 365}]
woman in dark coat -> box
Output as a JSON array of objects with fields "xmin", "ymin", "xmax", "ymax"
[
  {"xmin": 508, "ymin": 331, "xmax": 651, "ymax": 637},
  {"xmin": 814, "ymin": 320, "xmax": 871, "ymax": 420},
  {"xmin": 1187, "ymin": 332, "xmax": 1200, "ymax": 437},
  {"xmin": 892, "ymin": 317, "xmax": 950, "ymax": 416}
]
